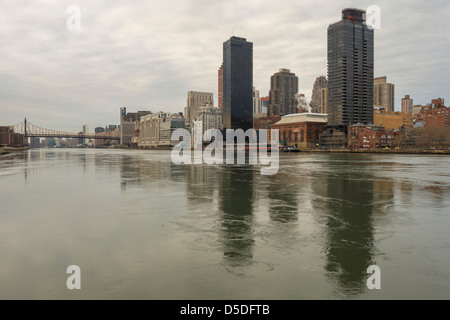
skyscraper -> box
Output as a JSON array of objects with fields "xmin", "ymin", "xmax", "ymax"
[
  {"xmin": 222, "ymin": 36, "xmax": 253, "ymax": 131},
  {"xmin": 327, "ymin": 8, "xmax": 374, "ymax": 127},
  {"xmin": 218, "ymin": 64, "xmax": 223, "ymax": 110},
  {"xmin": 253, "ymin": 87, "xmax": 262, "ymax": 114},
  {"xmin": 320, "ymin": 88, "xmax": 328, "ymax": 114},
  {"xmin": 374, "ymin": 76, "xmax": 395, "ymax": 112},
  {"xmin": 184, "ymin": 91, "xmax": 214, "ymax": 128},
  {"xmin": 311, "ymin": 76, "xmax": 328, "ymax": 113},
  {"xmin": 268, "ymin": 68, "xmax": 298, "ymax": 116},
  {"xmin": 401, "ymin": 95, "xmax": 413, "ymax": 114}
]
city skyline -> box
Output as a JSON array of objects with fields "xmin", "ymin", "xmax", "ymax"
[{"xmin": 1, "ymin": 0, "xmax": 449, "ymax": 132}]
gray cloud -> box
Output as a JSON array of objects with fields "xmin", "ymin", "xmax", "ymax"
[{"xmin": 0, "ymin": 0, "xmax": 449, "ymax": 132}]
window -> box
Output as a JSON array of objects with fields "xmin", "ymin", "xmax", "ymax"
[
  {"xmin": 301, "ymin": 130, "xmax": 304, "ymax": 142},
  {"xmin": 295, "ymin": 132, "xmax": 298, "ymax": 141}
]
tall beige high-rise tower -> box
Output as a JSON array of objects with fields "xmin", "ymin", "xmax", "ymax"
[
  {"xmin": 268, "ymin": 68, "xmax": 298, "ymax": 116},
  {"xmin": 184, "ymin": 91, "xmax": 214, "ymax": 128},
  {"xmin": 401, "ymin": 95, "xmax": 414, "ymax": 114},
  {"xmin": 374, "ymin": 76, "xmax": 395, "ymax": 112},
  {"xmin": 311, "ymin": 76, "xmax": 328, "ymax": 113}
]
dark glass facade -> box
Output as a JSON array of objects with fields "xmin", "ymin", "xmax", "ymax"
[
  {"xmin": 223, "ymin": 36, "xmax": 253, "ymax": 130},
  {"xmin": 327, "ymin": 8, "xmax": 374, "ymax": 127}
]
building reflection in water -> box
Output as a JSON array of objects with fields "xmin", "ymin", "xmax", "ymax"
[
  {"xmin": 218, "ymin": 165, "xmax": 255, "ymax": 269},
  {"xmin": 266, "ymin": 171, "xmax": 299, "ymax": 224},
  {"xmin": 184, "ymin": 164, "xmax": 218, "ymax": 206},
  {"xmin": 315, "ymin": 156, "xmax": 379, "ymax": 297}
]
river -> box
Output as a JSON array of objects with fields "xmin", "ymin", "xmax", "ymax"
[{"xmin": 0, "ymin": 149, "xmax": 449, "ymax": 299}]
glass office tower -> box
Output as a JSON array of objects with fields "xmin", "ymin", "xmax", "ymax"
[{"xmin": 222, "ymin": 36, "xmax": 253, "ymax": 131}]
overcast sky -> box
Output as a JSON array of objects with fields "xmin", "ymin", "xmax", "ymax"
[{"xmin": 1, "ymin": 0, "xmax": 449, "ymax": 132}]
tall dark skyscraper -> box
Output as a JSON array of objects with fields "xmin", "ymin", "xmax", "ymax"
[
  {"xmin": 327, "ymin": 8, "xmax": 374, "ymax": 127},
  {"xmin": 223, "ymin": 36, "xmax": 253, "ymax": 130}
]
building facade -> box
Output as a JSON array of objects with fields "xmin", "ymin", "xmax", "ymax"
[
  {"xmin": 138, "ymin": 112, "xmax": 186, "ymax": 148},
  {"xmin": 184, "ymin": 91, "xmax": 214, "ymax": 128},
  {"xmin": 193, "ymin": 106, "xmax": 223, "ymax": 141},
  {"xmin": 347, "ymin": 124, "xmax": 397, "ymax": 149},
  {"xmin": 320, "ymin": 88, "xmax": 328, "ymax": 114},
  {"xmin": 268, "ymin": 68, "xmax": 298, "ymax": 116},
  {"xmin": 423, "ymin": 105, "xmax": 450, "ymax": 128},
  {"xmin": 401, "ymin": 95, "xmax": 414, "ymax": 114},
  {"xmin": 271, "ymin": 113, "xmax": 327, "ymax": 149},
  {"xmin": 0, "ymin": 126, "xmax": 25, "ymax": 147},
  {"xmin": 374, "ymin": 110, "xmax": 414, "ymax": 130},
  {"xmin": 261, "ymin": 96, "xmax": 270, "ymax": 114},
  {"xmin": 374, "ymin": 76, "xmax": 395, "ymax": 112},
  {"xmin": 311, "ymin": 76, "xmax": 328, "ymax": 113},
  {"xmin": 327, "ymin": 8, "xmax": 374, "ymax": 127},
  {"xmin": 120, "ymin": 107, "xmax": 152, "ymax": 146},
  {"xmin": 253, "ymin": 87, "xmax": 262, "ymax": 114},
  {"xmin": 223, "ymin": 36, "xmax": 253, "ymax": 131},
  {"xmin": 218, "ymin": 64, "xmax": 223, "ymax": 110}
]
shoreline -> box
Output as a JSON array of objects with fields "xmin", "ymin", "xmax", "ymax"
[
  {"xmin": 4, "ymin": 146, "xmax": 449, "ymax": 156},
  {"xmin": 0, "ymin": 146, "xmax": 29, "ymax": 156},
  {"xmin": 290, "ymin": 148, "xmax": 450, "ymax": 155},
  {"xmin": 119, "ymin": 146, "xmax": 450, "ymax": 155}
]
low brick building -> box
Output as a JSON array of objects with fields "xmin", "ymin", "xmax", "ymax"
[
  {"xmin": 423, "ymin": 105, "xmax": 450, "ymax": 128},
  {"xmin": 347, "ymin": 124, "xmax": 398, "ymax": 149},
  {"xmin": 271, "ymin": 113, "xmax": 327, "ymax": 149},
  {"xmin": 0, "ymin": 126, "xmax": 25, "ymax": 147}
]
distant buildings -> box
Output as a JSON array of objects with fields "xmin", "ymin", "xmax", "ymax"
[
  {"xmin": 401, "ymin": 95, "xmax": 414, "ymax": 114},
  {"xmin": 347, "ymin": 124, "xmax": 398, "ymax": 149},
  {"xmin": 82, "ymin": 124, "xmax": 89, "ymax": 144},
  {"xmin": 272, "ymin": 113, "xmax": 327, "ymax": 149},
  {"xmin": 261, "ymin": 96, "xmax": 270, "ymax": 114},
  {"xmin": 327, "ymin": 8, "xmax": 374, "ymax": 127},
  {"xmin": 138, "ymin": 112, "xmax": 186, "ymax": 148},
  {"xmin": 193, "ymin": 105, "xmax": 223, "ymax": 141},
  {"xmin": 311, "ymin": 76, "xmax": 328, "ymax": 113},
  {"xmin": 253, "ymin": 114, "xmax": 281, "ymax": 142},
  {"xmin": 120, "ymin": 107, "xmax": 152, "ymax": 146},
  {"xmin": 222, "ymin": 36, "xmax": 253, "ymax": 131},
  {"xmin": 374, "ymin": 76, "xmax": 395, "ymax": 112},
  {"xmin": 319, "ymin": 88, "xmax": 328, "ymax": 114},
  {"xmin": 218, "ymin": 64, "xmax": 223, "ymax": 110},
  {"xmin": 184, "ymin": 91, "xmax": 214, "ymax": 128},
  {"xmin": 253, "ymin": 87, "xmax": 262, "ymax": 114},
  {"xmin": 268, "ymin": 68, "xmax": 298, "ymax": 116},
  {"xmin": 423, "ymin": 98, "xmax": 449, "ymax": 128},
  {"xmin": 0, "ymin": 126, "xmax": 25, "ymax": 147},
  {"xmin": 373, "ymin": 110, "xmax": 413, "ymax": 130}
]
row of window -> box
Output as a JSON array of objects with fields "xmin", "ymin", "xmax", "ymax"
[{"xmin": 281, "ymin": 129, "xmax": 320, "ymax": 142}]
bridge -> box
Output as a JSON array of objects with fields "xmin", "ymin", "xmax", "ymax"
[{"xmin": 13, "ymin": 118, "xmax": 120, "ymax": 141}]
